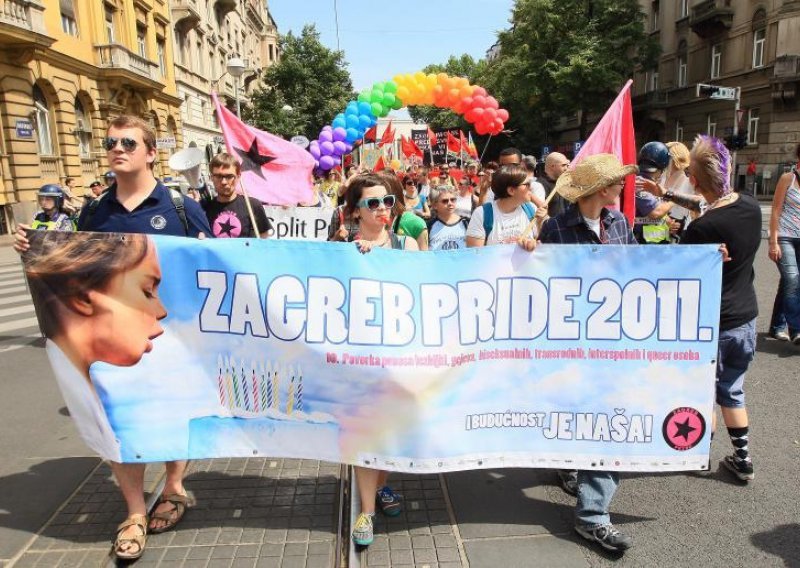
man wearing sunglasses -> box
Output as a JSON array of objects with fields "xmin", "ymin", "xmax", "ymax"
[
  {"xmin": 15, "ymin": 114, "xmax": 212, "ymax": 560},
  {"xmin": 204, "ymin": 153, "xmax": 272, "ymax": 238}
]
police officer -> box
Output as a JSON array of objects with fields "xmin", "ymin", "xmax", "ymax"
[
  {"xmin": 633, "ymin": 142, "xmax": 678, "ymax": 244},
  {"xmin": 31, "ymin": 185, "xmax": 75, "ymax": 231}
]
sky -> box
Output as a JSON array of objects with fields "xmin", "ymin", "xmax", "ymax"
[{"xmin": 268, "ymin": 0, "xmax": 515, "ymax": 118}]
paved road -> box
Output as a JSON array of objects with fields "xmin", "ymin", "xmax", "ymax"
[{"xmin": 0, "ymin": 223, "xmax": 797, "ymax": 567}]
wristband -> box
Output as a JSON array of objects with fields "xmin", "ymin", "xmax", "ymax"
[{"xmin": 664, "ymin": 190, "xmax": 675, "ymax": 200}]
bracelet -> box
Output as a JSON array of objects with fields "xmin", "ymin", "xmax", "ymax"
[{"xmin": 664, "ymin": 190, "xmax": 675, "ymax": 200}]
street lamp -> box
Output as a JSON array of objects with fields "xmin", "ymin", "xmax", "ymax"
[{"xmin": 226, "ymin": 56, "xmax": 247, "ymax": 117}]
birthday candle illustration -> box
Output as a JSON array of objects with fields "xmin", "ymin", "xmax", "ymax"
[
  {"xmin": 260, "ymin": 361, "xmax": 269, "ymax": 413},
  {"xmin": 217, "ymin": 354, "xmax": 226, "ymax": 407},
  {"xmin": 224, "ymin": 355, "xmax": 235, "ymax": 410},
  {"xmin": 251, "ymin": 360, "xmax": 259, "ymax": 413},
  {"xmin": 296, "ymin": 365, "xmax": 303, "ymax": 412},
  {"xmin": 286, "ymin": 365, "xmax": 295, "ymax": 415},
  {"xmin": 272, "ymin": 365, "xmax": 280, "ymax": 409},
  {"xmin": 231, "ymin": 357, "xmax": 242, "ymax": 409},
  {"xmin": 266, "ymin": 361, "xmax": 274, "ymax": 409},
  {"xmin": 241, "ymin": 360, "xmax": 250, "ymax": 411}
]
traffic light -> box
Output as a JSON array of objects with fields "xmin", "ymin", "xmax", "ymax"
[
  {"xmin": 724, "ymin": 131, "xmax": 748, "ymax": 150},
  {"xmin": 698, "ymin": 84, "xmax": 720, "ymax": 97}
]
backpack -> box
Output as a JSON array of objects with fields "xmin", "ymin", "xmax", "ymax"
[
  {"xmin": 426, "ymin": 216, "xmax": 469, "ymax": 233},
  {"xmin": 79, "ymin": 186, "xmax": 189, "ymax": 235},
  {"xmin": 481, "ymin": 201, "xmax": 535, "ymax": 239},
  {"xmin": 388, "ymin": 232, "xmax": 407, "ymax": 249}
]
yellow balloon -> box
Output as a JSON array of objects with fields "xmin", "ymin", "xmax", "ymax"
[
  {"xmin": 390, "ymin": 159, "xmax": 402, "ymax": 171},
  {"xmin": 396, "ymin": 85, "xmax": 411, "ymax": 103},
  {"xmin": 459, "ymin": 84, "xmax": 474, "ymax": 98},
  {"xmin": 414, "ymin": 71, "xmax": 426, "ymax": 83},
  {"xmin": 426, "ymin": 74, "xmax": 438, "ymax": 89}
]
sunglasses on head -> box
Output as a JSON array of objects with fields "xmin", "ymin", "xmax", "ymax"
[
  {"xmin": 103, "ymin": 136, "xmax": 139, "ymax": 152},
  {"xmin": 357, "ymin": 194, "xmax": 396, "ymax": 210}
]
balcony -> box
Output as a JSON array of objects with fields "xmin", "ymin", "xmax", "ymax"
[
  {"xmin": 0, "ymin": 0, "xmax": 53, "ymax": 47},
  {"xmin": 245, "ymin": 0, "xmax": 264, "ymax": 28},
  {"xmin": 214, "ymin": 0, "xmax": 236, "ymax": 18},
  {"xmin": 95, "ymin": 43, "xmax": 163, "ymax": 89},
  {"xmin": 632, "ymin": 89, "xmax": 669, "ymax": 111},
  {"xmin": 690, "ymin": 0, "xmax": 734, "ymax": 39},
  {"xmin": 773, "ymin": 54, "xmax": 800, "ymax": 80},
  {"xmin": 171, "ymin": 0, "xmax": 201, "ymax": 33}
]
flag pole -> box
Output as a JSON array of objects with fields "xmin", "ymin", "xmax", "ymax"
[
  {"xmin": 479, "ymin": 134, "xmax": 493, "ymax": 162},
  {"xmin": 522, "ymin": 187, "xmax": 559, "ymax": 238},
  {"xmin": 238, "ymin": 178, "xmax": 263, "ymax": 239}
]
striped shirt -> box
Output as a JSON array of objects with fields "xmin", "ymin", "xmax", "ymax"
[{"xmin": 778, "ymin": 173, "xmax": 800, "ymax": 238}]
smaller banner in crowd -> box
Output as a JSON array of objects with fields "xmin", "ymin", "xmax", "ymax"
[
  {"xmin": 263, "ymin": 206, "xmax": 333, "ymax": 241},
  {"xmin": 23, "ymin": 231, "xmax": 722, "ymax": 473},
  {"xmin": 412, "ymin": 127, "xmax": 461, "ymax": 166}
]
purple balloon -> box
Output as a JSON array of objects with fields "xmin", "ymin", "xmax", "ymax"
[
  {"xmin": 344, "ymin": 142, "xmax": 354, "ymax": 152},
  {"xmin": 332, "ymin": 127, "xmax": 347, "ymax": 142},
  {"xmin": 322, "ymin": 125, "xmax": 332, "ymax": 131},
  {"xmin": 319, "ymin": 155, "xmax": 335, "ymax": 169},
  {"xmin": 333, "ymin": 140, "xmax": 348, "ymax": 155},
  {"xmin": 320, "ymin": 140, "xmax": 335, "ymax": 155},
  {"xmin": 319, "ymin": 130, "xmax": 333, "ymax": 142},
  {"xmin": 309, "ymin": 143, "xmax": 321, "ymax": 159}
]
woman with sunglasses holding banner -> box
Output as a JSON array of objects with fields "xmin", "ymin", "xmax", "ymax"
[{"xmin": 341, "ymin": 174, "xmax": 417, "ymax": 548}]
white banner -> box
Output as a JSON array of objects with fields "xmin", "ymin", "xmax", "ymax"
[{"xmin": 264, "ymin": 206, "xmax": 334, "ymax": 241}]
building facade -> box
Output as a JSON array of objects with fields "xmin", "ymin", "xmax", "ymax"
[
  {"xmin": 171, "ymin": 0, "xmax": 278, "ymax": 169},
  {"xmin": 633, "ymin": 0, "xmax": 800, "ymax": 194}
]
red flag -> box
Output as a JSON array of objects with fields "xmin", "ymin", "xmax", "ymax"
[
  {"xmin": 378, "ymin": 120, "xmax": 394, "ymax": 148},
  {"xmin": 400, "ymin": 135, "xmax": 413, "ymax": 159},
  {"xmin": 372, "ymin": 155, "xmax": 386, "ymax": 172},
  {"xmin": 446, "ymin": 131, "xmax": 461, "ymax": 155},
  {"xmin": 427, "ymin": 126, "xmax": 437, "ymax": 146},
  {"xmin": 363, "ymin": 124, "xmax": 377, "ymax": 144},
  {"xmin": 212, "ymin": 92, "xmax": 314, "ymax": 205},
  {"xmin": 571, "ymin": 80, "xmax": 637, "ymax": 223},
  {"xmin": 459, "ymin": 131, "xmax": 469, "ymax": 155},
  {"xmin": 409, "ymin": 136, "xmax": 424, "ymax": 159}
]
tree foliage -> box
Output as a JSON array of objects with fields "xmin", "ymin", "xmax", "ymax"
[
  {"xmin": 481, "ymin": 0, "xmax": 659, "ymax": 148},
  {"xmin": 407, "ymin": 54, "xmax": 487, "ymax": 130},
  {"xmin": 245, "ymin": 25, "xmax": 354, "ymax": 140}
]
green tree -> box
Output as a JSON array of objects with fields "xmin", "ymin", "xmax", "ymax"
[
  {"xmin": 408, "ymin": 54, "xmax": 487, "ymax": 130},
  {"xmin": 245, "ymin": 25, "xmax": 354, "ymax": 140},
  {"xmin": 482, "ymin": 0, "xmax": 659, "ymax": 148}
]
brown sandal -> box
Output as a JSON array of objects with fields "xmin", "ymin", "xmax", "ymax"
[
  {"xmin": 114, "ymin": 513, "xmax": 147, "ymax": 560},
  {"xmin": 148, "ymin": 493, "xmax": 191, "ymax": 534}
]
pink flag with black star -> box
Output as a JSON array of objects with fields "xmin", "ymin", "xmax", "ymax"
[{"xmin": 212, "ymin": 92, "xmax": 314, "ymax": 205}]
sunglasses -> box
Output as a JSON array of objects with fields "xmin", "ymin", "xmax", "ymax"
[
  {"xmin": 357, "ymin": 194, "xmax": 396, "ymax": 210},
  {"xmin": 103, "ymin": 136, "xmax": 139, "ymax": 152},
  {"xmin": 439, "ymin": 197, "xmax": 457, "ymax": 204}
]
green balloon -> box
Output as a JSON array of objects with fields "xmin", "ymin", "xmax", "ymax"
[
  {"xmin": 370, "ymin": 89, "xmax": 384, "ymax": 103},
  {"xmin": 373, "ymin": 82, "xmax": 385, "ymax": 93},
  {"xmin": 371, "ymin": 102, "xmax": 384, "ymax": 117},
  {"xmin": 382, "ymin": 93, "xmax": 396, "ymax": 107},
  {"xmin": 384, "ymin": 81, "xmax": 398, "ymax": 94},
  {"xmin": 357, "ymin": 91, "xmax": 370, "ymax": 103},
  {"xmin": 391, "ymin": 97, "xmax": 402, "ymax": 110}
]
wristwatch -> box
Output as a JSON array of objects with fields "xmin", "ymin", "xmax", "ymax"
[{"xmin": 664, "ymin": 189, "xmax": 675, "ymax": 200}]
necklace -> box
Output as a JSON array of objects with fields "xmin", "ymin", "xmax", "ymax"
[{"xmin": 709, "ymin": 193, "xmax": 736, "ymax": 209}]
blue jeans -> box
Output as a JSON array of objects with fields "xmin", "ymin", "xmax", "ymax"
[
  {"xmin": 775, "ymin": 237, "xmax": 800, "ymax": 334},
  {"xmin": 769, "ymin": 278, "xmax": 787, "ymax": 334},
  {"xmin": 575, "ymin": 470, "xmax": 619, "ymax": 527},
  {"xmin": 716, "ymin": 318, "xmax": 756, "ymax": 408}
]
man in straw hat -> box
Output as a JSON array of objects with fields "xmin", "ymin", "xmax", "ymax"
[{"xmin": 539, "ymin": 153, "xmax": 637, "ymax": 553}]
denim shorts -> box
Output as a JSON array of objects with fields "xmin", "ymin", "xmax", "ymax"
[{"xmin": 716, "ymin": 318, "xmax": 756, "ymax": 408}]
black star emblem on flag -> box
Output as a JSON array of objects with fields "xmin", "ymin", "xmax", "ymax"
[
  {"xmin": 673, "ymin": 417, "xmax": 697, "ymax": 441},
  {"xmin": 235, "ymin": 138, "xmax": 276, "ymax": 179}
]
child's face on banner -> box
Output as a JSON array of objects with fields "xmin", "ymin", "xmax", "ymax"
[{"xmin": 88, "ymin": 246, "xmax": 167, "ymax": 367}]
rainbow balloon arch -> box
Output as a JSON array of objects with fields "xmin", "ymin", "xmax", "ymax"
[{"xmin": 309, "ymin": 72, "xmax": 509, "ymax": 171}]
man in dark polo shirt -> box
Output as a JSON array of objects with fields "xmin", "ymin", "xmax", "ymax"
[{"xmin": 15, "ymin": 115, "xmax": 211, "ymax": 561}]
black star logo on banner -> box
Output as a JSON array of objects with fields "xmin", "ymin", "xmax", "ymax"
[
  {"xmin": 235, "ymin": 138, "xmax": 275, "ymax": 179},
  {"xmin": 218, "ymin": 219, "xmax": 235, "ymax": 237},
  {"xmin": 673, "ymin": 418, "xmax": 697, "ymax": 441}
]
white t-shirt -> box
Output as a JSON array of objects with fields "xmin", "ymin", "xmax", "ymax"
[
  {"xmin": 429, "ymin": 218, "xmax": 468, "ymax": 250},
  {"xmin": 46, "ymin": 340, "xmax": 122, "ymax": 461},
  {"xmin": 584, "ymin": 215, "xmax": 601, "ymax": 239},
  {"xmin": 454, "ymin": 193, "xmax": 473, "ymax": 219},
  {"xmin": 529, "ymin": 177, "xmax": 546, "ymax": 204},
  {"xmin": 467, "ymin": 202, "xmax": 535, "ymax": 245}
]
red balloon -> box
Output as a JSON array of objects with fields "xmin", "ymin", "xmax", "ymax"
[
  {"xmin": 486, "ymin": 96, "xmax": 499, "ymax": 110},
  {"xmin": 465, "ymin": 108, "xmax": 479, "ymax": 123},
  {"xmin": 494, "ymin": 118, "xmax": 504, "ymax": 130},
  {"xmin": 472, "ymin": 86, "xmax": 487, "ymax": 97},
  {"xmin": 472, "ymin": 107, "xmax": 485, "ymax": 121},
  {"xmin": 483, "ymin": 107, "xmax": 498, "ymax": 121},
  {"xmin": 461, "ymin": 96, "xmax": 473, "ymax": 109},
  {"xmin": 476, "ymin": 121, "xmax": 490, "ymax": 135},
  {"xmin": 471, "ymin": 95, "xmax": 487, "ymax": 109},
  {"xmin": 497, "ymin": 109, "xmax": 509, "ymax": 122}
]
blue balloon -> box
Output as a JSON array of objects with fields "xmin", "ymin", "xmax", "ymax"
[
  {"xmin": 345, "ymin": 127, "xmax": 359, "ymax": 143},
  {"xmin": 369, "ymin": 116, "xmax": 378, "ymax": 126},
  {"xmin": 332, "ymin": 117, "xmax": 346, "ymax": 129},
  {"xmin": 358, "ymin": 101, "xmax": 372, "ymax": 115},
  {"xmin": 358, "ymin": 114, "xmax": 372, "ymax": 129},
  {"xmin": 345, "ymin": 114, "xmax": 360, "ymax": 129},
  {"xmin": 346, "ymin": 101, "xmax": 359, "ymax": 115}
]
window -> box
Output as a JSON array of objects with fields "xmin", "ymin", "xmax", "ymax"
[
  {"xmin": 200, "ymin": 99, "xmax": 207, "ymax": 124},
  {"xmin": 706, "ymin": 114, "xmax": 716, "ymax": 137},
  {"xmin": 105, "ymin": 6, "xmax": 115, "ymax": 43},
  {"xmin": 175, "ymin": 30, "xmax": 186, "ymax": 64},
  {"xmin": 196, "ymin": 39, "xmax": 202, "ymax": 71},
  {"xmin": 74, "ymin": 98, "xmax": 92, "ymax": 158},
  {"xmin": 268, "ymin": 44, "xmax": 273, "ymax": 62},
  {"xmin": 675, "ymin": 120, "xmax": 683, "ymax": 142},
  {"xmin": 752, "ymin": 28, "xmax": 765, "ymax": 69},
  {"xmin": 650, "ymin": 70, "xmax": 659, "ymax": 91},
  {"xmin": 60, "ymin": 0, "xmax": 78, "ymax": 36},
  {"xmin": 677, "ymin": 55, "xmax": 687, "ymax": 87},
  {"xmin": 651, "ymin": 1, "xmax": 659, "ymax": 31},
  {"xmin": 747, "ymin": 108, "xmax": 759, "ymax": 145},
  {"xmin": 157, "ymin": 39, "xmax": 166, "ymax": 76},
  {"xmin": 33, "ymin": 86, "xmax": 54, "ymax": 156},
  {"xmin": 209, "ymin": 50, "xmax": 215, "ymax": 77},
  {"xmin": 679, "ymin": 0, "xmax": 689, "ymax": 18},
  {"xmin": 711, "ymin": 44, "xmax": 722, "ymax": 78},
  {"xmin": 137, "ymin": 26, "xmax": 147, "ymax": 58}
]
